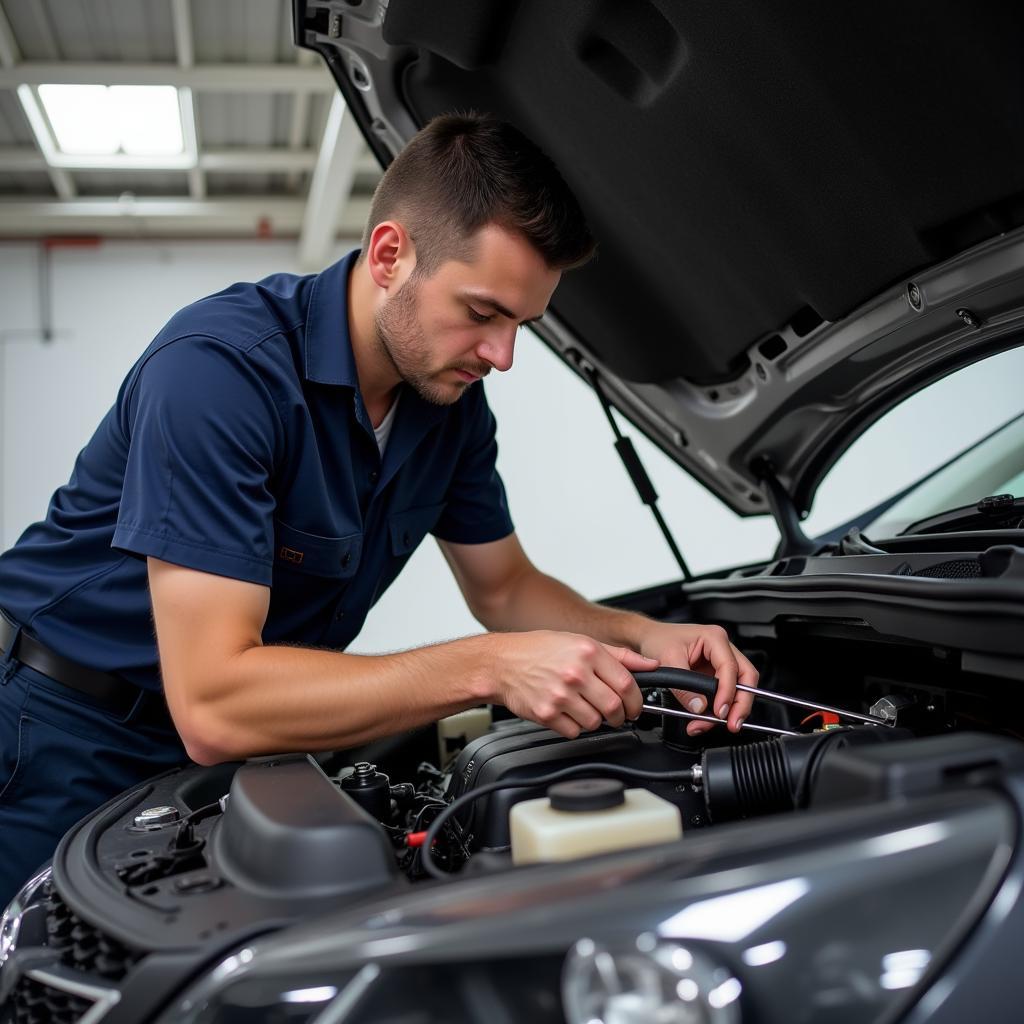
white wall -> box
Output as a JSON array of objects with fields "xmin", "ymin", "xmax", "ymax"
[{"xmin": 2, "ymin": 239, "xmax": 1021, "ymax": 655}]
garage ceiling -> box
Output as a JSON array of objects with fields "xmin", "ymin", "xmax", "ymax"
[{"xmin": 0, "ymin": 0, "xmax": 380, "ymax": 266}]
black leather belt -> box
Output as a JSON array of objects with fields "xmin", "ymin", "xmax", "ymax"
[{"xmin": 0, "ymin": 608, "xmax": 171, "ymax": 727}]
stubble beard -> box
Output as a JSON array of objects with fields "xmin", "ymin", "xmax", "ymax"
[{"xmin": 374, "ymin": 275, "xmax": 471, "ymax": 406}]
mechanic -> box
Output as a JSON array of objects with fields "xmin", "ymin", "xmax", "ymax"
[{"xmin": 0, "ymin": 114, "xmax": 757, "ymax": 904}]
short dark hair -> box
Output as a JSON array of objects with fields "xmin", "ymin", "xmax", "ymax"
[{"xmin": 360, "ymin": 112, "xmax": 595, "ymax": 274}]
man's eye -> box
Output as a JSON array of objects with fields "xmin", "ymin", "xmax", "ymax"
[{"xmin": 467, "ymin": 307, "xmax": 492, "ymax": 324}]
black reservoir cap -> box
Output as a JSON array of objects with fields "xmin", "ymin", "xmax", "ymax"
[{"xmin": 549, "ymin": 778, "xmax": 625, "ymax": 812}]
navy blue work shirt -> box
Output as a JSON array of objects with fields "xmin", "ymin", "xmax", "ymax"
[{"xmin": 0, "ymin": 251, "xmax": 514, "ymax": 691}]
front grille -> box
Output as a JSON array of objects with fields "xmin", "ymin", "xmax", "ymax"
[
  {"xmin": 8, "ymin": 886, "xmax": 142, "ymax": 1024},
  {"xmin": 10, "ymin": 975, "xmax": 93, "ymax": 1024},
  {"xmin": 46, "ymin": 888, "xmax": 141, "ymax": 982}
]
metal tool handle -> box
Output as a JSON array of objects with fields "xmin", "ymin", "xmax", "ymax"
[
  {"xmin": 642, "ymin": 703, "xmax": 797, "ymax": 737},
  {"xmin": 633, "ymin": 668, "xmax": 888, "ymax": 727}
]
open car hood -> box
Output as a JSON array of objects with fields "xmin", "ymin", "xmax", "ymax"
[{"xmin": 294, "ymin": 1, "xmax": 1024, "ymax": 522}]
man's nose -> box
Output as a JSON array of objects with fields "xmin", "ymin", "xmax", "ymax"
[{"xmin": 476, "ymin": 325, "xmax": 516, "ymax": 373}]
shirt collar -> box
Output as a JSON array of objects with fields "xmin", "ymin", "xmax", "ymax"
[
  {"xmin": 303, "ymin": 249, "xmax": 361, "ymax": 387},
  {"xmin": 302, "ymin": 249, "xmax": 451, "ymax": 483}
]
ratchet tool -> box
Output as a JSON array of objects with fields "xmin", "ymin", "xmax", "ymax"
[{"xmin": 633, "ymin": 667, "xmax": 890, "ymax": 735}]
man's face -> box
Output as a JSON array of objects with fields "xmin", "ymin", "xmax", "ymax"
[{"xmin": 374, "ymin": 223, "xmax": 561, "ymax": 405}]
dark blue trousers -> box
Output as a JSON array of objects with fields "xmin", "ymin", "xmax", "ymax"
[{"xmin": 0, "ymin": 656, "xmax": 187, "ymax": 907}]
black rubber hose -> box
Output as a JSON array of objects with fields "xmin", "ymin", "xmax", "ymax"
[{"xmin": 634, "ymin": 668, "xmax": 718, "ymax": 698}]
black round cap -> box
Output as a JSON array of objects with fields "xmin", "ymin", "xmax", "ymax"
[{"xmin": 548, "ymin": 778, "xmax": 626, "ymax": 812}]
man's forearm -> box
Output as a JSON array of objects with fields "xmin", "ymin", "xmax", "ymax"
[
  {"xmin": 476, "ymin": 566, "xmax": 652, "ymax": 649},
  {"xmin": 178, "ymin": 636, "xmax": 497, "ymax": 764}
]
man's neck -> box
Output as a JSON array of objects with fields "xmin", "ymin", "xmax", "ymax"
[{"xmin": 348, "ymin": 256, "xmax": 402, "ymax": 427}]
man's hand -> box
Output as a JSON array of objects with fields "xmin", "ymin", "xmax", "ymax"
[
  {"xmin": 488, "ymin": 630, "xmax": 657, "ymax": 739},
  {"xmin": 636, "ymin": 622, "xmax": 758, "ymax": 736}
]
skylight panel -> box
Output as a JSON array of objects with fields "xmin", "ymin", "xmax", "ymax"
[
  {"xmin": 38, "ymin": 84, "xmax": 119, "ymax": 155},
  {"xmin": 38, "ymin": 84, "xmax": 184, "ymax": 157}
]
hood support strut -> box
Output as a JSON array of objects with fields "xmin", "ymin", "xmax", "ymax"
[
  {"xmin": 584, "ymin": 363, "xmax": 692, "ymax": 582},
  {"xmin": 754, "ymin": 457, "xmax": 816, "ymax": 559}
]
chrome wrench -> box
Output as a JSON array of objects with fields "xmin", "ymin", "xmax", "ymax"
[
  {"xmin": 634, "ymin": 667, "xmax": 890, "ymax": 728},
  {"xmin": 641, "ymin": 702, "xmax": 798, "ymax": 737}
]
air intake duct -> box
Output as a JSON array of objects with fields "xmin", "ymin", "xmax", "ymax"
[{"xmin": 700, "ymin": 727, "xmax": 909, "ymax": 822}]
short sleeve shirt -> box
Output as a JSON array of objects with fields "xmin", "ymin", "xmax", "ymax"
[{"xmin": 0, "ymin": 251, "xmax": 514, "ymax": 691}]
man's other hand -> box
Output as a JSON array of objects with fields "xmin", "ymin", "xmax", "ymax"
[
  {"xmin": 489, "ymin": 631, "xmax": 657, "ymax": 738},
  {"xmin": 636, "ymin": 622, "xmax": 759, "ymax": 736}
]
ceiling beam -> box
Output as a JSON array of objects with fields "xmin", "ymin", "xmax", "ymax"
[
  {"xmin": 298, "ymin": 95, "xmax": 364, "ymax": 271},
  {"xmin": 169, "ymin": 0, "xmax": 195, "ymax": 68},
  {"xmin": 0, "ymin": 62, "xmax": 333, "ymax": 91},
  {"xmin": 15, "ymin": 85, "xmax": 76, "ymax": 199},
  {"xmin": 201, "ymin": 148, "xmax": 319, "ymax": 173},
  {"xmin": 0, "ymin": 146, "xmax": 358, "ymax": 173},
  {"xmin": 179, "ymin": 87, "xmax": 204, "ymax": 196},
  {"xmin": 170, "ymin": 0, "xmax": 204, "ymax": 199},
  {"xmin": 0, "ymin": 195, "xmax": 372, "ymax": 238}
]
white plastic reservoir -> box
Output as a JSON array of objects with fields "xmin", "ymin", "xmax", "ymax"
[{"xmin": 509, "ymin": 779, "xmax": 682, "ymax": 865}]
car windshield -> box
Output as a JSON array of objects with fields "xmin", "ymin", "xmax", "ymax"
[
  {"xmin": 802, "ymin": 345, "xmax": 1024, "ymax": 540},
  {"xmin": 864, "ymin": 412, "xmax": 1024, "ymax": 537}
]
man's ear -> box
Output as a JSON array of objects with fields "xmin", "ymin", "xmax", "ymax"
[{"xmin": 365, "ymin": 220, "xmax": 416, "ymax": 292}]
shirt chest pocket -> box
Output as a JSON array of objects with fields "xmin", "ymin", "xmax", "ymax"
[
  {"xmin": 273, "ymin": 519, "xmax": 362, "ymax": 578},
  {"xmin": 388, "ymin": 503, "xmax": 447, "ymax": 557}
]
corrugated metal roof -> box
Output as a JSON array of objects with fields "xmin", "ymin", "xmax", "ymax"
[
  {"xmin": 197, "ymin": 92, "xmax": 291, "ymax": 148},
  {"xmin": 5, "ymin": 0, "xmax": 176, "ymax": 62},
  {"xmin": 206, "ymin": 171, "xmax": 293, "ymax": 196},
  {"xmin": 74, "ymin": 170, "xmax": 189, "ymax": 196},
  {"xmin": 193, "ymin": 0, "xmax": 294, "ymax": 64},
  {"xmin": 0, "ymin": 170, "xmax": 53, "ymax": 194}
]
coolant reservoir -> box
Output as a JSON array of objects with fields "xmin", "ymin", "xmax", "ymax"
[{"xmin": 509, "ymin": 779, "xmax": 682, "ymax": 865}]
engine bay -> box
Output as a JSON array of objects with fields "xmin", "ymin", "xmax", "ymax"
[
  {"xmin": 7, "ymin": 619, "xmax": 1024, "ymax": 1024},
  {"xmin": 33, "ymin": 621, "xmax": 1024, "ymax": 913},
  {"xmin": 37, "ymin": 676, "xmax": 944, "ymax": 915}
]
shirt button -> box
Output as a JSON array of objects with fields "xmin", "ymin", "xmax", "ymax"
[
  {"xmin": 402, "ymin": 531, "xmax": 411, "ymax": 547},
  {"xmin": 369, "ymin": 470, "xmax": 379, "ymax": 484},
  {"xmin": 334, "ymin": 609, "xmax": 345, "ymax": 621},
  {"xmin": 341, "ymin": 552, "xmax": 352, "ymax": 569}
]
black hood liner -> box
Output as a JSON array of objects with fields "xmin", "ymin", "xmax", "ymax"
[{"xmin": 384, "ymin": 0, "xmax": 1024, "ymax": 384}]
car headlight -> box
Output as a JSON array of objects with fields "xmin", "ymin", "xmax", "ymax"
[
  {"xmin": 0, "ymin": 864, "xmax": 52, "ymax": 970},
  {"xmin": 563, "ymin": 935, "xmax": 741, "ymax": 1024}
]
